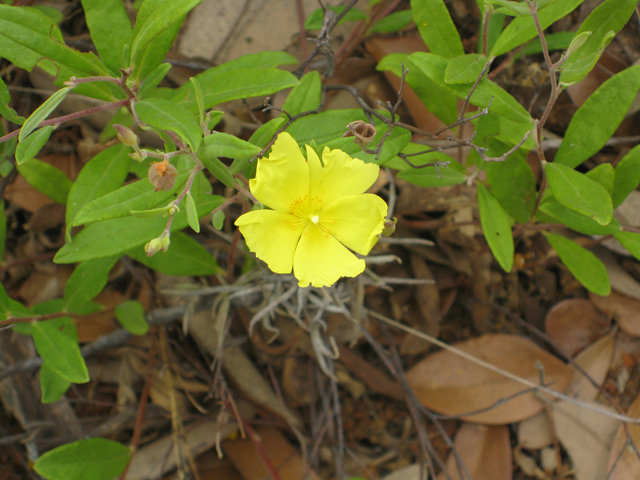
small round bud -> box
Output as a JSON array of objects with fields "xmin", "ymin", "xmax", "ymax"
[
  {"xmin": 114, "ymin": 124, "xmax": 139, "ymax": 147},
  {"xmin": 144, "ymin": 238, "xmax": 162, "ymax": 256},
  {"xmin": 381, "ymin": 217, "xmax": 397, "ymax": 236},
  {"xmin": 161, "ymin": 235, "xmax": 171, "ymax": 251},
  {"xmin": 148, "ymin": 159, "xmax": 178, "ymax": 192}
]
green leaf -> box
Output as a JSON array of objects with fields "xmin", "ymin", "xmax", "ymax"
[
  {"xmin": 211, "ymin": 210, "xmax": 225, "ymax": 230},
  {"xmin": 538, "ymin": 198, "xmax": 621, "ymax": 235},
  {"xmin": 127, "ymin": 230, "xmax": 219, "ymax": 275},
  {"xmin": 34, "ymin": 438, "xmax": 130, "ymax": 480},
  {"xmin": 0, "ymin": 76, "xmax": 24, "ymax": 124},
  {"xmin": 63, "ymin": 256, "xmax": 119, "ymax": 313},
  {"xmin": 491, "ymin": 0, "xmax": 586, "ymax": 56},
  {"xmin": 377, "ymin": 53, "xmax": 458, "ymax": 125},
  {"xmin": 484, "ymin": 149, "xmax": 536, "ymax": 223},
  {"xmin": 409, "ymin": 52, "xmax": 533, "ymax": 124},
  {"xmin": 80, "ymin": 0, "xmax": 133, "ymax": 73},
  {"xmin": 0, "ymin": 201, "xmax": 5, "ymax": 262},
  {"xmin": 73, "ymin": 172, "xmax": 189, "ymax": 225},
  {"xmin": 411, "ymin": 0, "xmax": 464, "ymax": 59},
  {"xmin": 612, "ymin": 144, "xmax": 640, "ymax": 208},
  {"xmin": 198, "ymin": 133, "xmax": 261, "ymax": 159},
  {"xmin": 130, "ymin": 0, "xmax": 202, "ymax": 73},
  {"xmin": 200, "ymin": 155, "xmax": 235, "ymax": 188},
  {"xmin": 282, "ymin": 71, "xmax": 321, "ymax": 117},
  {"xmin": 135, "ymin": 98, "xmax": 202, "ymax": 151},
  {"xmin": 172, "ymin": 51, "xmax": 297, "ymax": 101},
  {"xmin": 544, "ymin": 232, "xmax": 610, "ymax": 295},
  {"xmin": 190, "ymin": 77, "xmax": 206, "ymax": 128},
  {"xmin": 614, "ymin": 231, "xmax": 640, "ymax": 261},
  {"xmin": 40, "ymin": 364, "xmax": 71, "ymax": 404},
  {"xmin": 17, "ymin": 159, "xmax": 72, "ymax": 204},
  {"xmin": 137, "ymin": 62, "xmax": 172, "ymax": 99},
  {"xmin": 545, "ymin": 163, "xmax": 612, "ymax": 225},
  {"xmin": 55, "ymin": 194, "xmax": 223, "ymax": 263},
  {"xmin": 230, "ymin": 117, "xmax": 287, "ymax": 175},
  {"xmin": 19, "ymin": 87, "xmax": 70, "ymax": 142},
  {"xmin": 286, "ymin": 109, "xmax": 366, "ymax": 146},
  {"xmin": 0, "ymin": 5, "xmax": 114, "ymax": 101},
  {"xmin": 477, "ymin": 182, "xmax": 514, "ymax": 272},
  {"xmin": 304, "ymin": 6, "xmax": 368, "ymax": 30},
  {"xmin": 560, "ymin": 32, "xmax": 615, "ymax": 87},
  {"xmin": 585, "ymin": 163, "xmax": 614, "ymax": 194},
  {"xmin": 445, "ymin": 54, "xmax": 487, "ymax": 85},
  {"xmin": 0, "ymin": 280, "xmax": 10, "ymax": 320},
  {"xmin": 66, "ymin": 144, "xmax": 132, "ymax": 237},
  {"xmin": 114, "ymin": 300, "xmax": 148, "ymax": 335},
  {"xmin": 15, "ymin": 126, "xmax": 53, "ymax": 164},
  {"xmin": 185, "ymin": 192, "xmax": 199, "ymax": 233},
  {"xmin": 520, "ymin": 31, "xmax": 576, "ymax": 57},
  {"xmin": 32, "ymin": 320, "xmax": 89, "ymax": 383},
  {"xmin": 559, "ymin": 0, "xmax": 637, "ymax": 86},
  {"xmin": 369, "ymin": 10, "xmax": 413, "ymax": 33},
  {"xmin": 398, "ymin": 163, "xmax": 466, "ymax": 186},
  {"xmin": 487, "ymin": 0, "xmax": 532, "ymax": 15},
  {"xmin": 177, "ymin": 68, "xmax": 300, "ymax": 111}
]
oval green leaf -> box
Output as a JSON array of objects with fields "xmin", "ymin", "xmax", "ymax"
[
  {"xmin": 15, "ymin": 125, "xmax": 53, "ymax": 164},
  {"xmin": 477, "ymin": 183, "xmax": 514, "ymax": 272},
  {"xmin": 34, "ymin": 438, "xmax": 130, "ymax": 480},
  {"xmin": 544, "ymin": 232, "xmax": 610, "ymax": 295},
  {"xmin": 135, "ymin": 97, "xmax": 203, "ymax": 151},
  {"xmin": 16, "ymin": 158, "xmax": 72, "ymax": 204},
  {"xmin": 545, "ymin": 163, "xmax": 612, "ymax": 225},
  {"xmin": 185, "ymin": 191, "xmax": 199, "ymax": 233},
  {"xmin": 19, "ymin": 87, "xmax": 71, "ymax": 142},
  {"xmin": 114, "ymin": 300, "xmax": 149, "ymax": 335},
  {"xmin": 554, "ymin": 65, "xmax": 640, "ymax": 168},
  {"xmin": 32, "ymin": 320, "xmax": 89, "ymax": 383},
  {"xmin": 198, "ymin": 132, "xmax": 261, "ymax": 159}
]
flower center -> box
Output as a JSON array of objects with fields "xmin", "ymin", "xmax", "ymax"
[{"xmin": 310, "ymin": 214, "xmax": 319, "ymax": 224}]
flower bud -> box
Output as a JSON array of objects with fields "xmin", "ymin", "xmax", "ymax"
[
  {"xmin": 144, "ymin": 238, "xmax": 162, "ymax": 256},
  {"xmin": 381, "ymin": 217, "xmax": 397, "ymax": 236},
  {"xmin": 161, "ymin": 235, "xmax": 171, "ymax": 251},
  {"xmin": 148, "ymin": 159, "xmax": 178, "ymax": 192},
  {"xmin": 114, "ymin": 124, "xmax": 139, "ymax": 147}
]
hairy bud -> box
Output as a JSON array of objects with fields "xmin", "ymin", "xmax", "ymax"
[{"xmin": 114, "ymin": 124, "xmax": 139, "ymax": 148}]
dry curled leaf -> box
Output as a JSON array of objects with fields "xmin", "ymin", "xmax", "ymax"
[
  {"xmin": 606, "ymin": 390, "xmax": 640, "ymax": 480},
  {"xmin": 545, "ymin": 298, "xmax": 609, "ymax": 358},
  {"xmin": 406, "ymin": 334, "xmax": 572, "ymax": 424},
  {"xmin": 436, "ymin": 422, "xmax": 512, "ymax": 480},
  {"xmin": 590, "ymin": 291, "xmax": 640, "ymax": 337}
]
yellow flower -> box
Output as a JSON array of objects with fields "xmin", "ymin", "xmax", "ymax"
[{"xmin": 235, "ymin": 132, "xmax": 388, "ymax": 288}]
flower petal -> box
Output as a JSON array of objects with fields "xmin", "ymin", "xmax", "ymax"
[
  {"xmin": 251, "ymin": 132, "xmax": 309, "ymax": 213},
  {"xmin": 235, "ymin": 209, "xmax": 303, "ymax": 274},
  {"xmin": 307, "ymin": 145, "xmax": 380, "ymax": 207},
  {"xmin": 293, "ymin": 224, "xmax": 365, "ymax": 288},
  {"xmin": 321, "ymin": 194, "xmax": 388, "ymax": 255}
]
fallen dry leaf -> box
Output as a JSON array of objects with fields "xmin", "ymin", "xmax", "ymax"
[
  {"xmin": 545, "ymin": 298, "xmax": 609, "ymax": 357},
  {"xmin": 518, "ymin": 411, "xmax": 554, "ymax": 450},
  {"xmin": 567, "ymin": 333, "xmax": 615, "ymax": 400},
  {"xmin": 590, "ymin": 291, "xmax": 640, "ymax": 337},
  {"xmin": 437, "ymin": 422, "xmax": 511, "ymax": 480},
  {"xmin": 606, "ymin": 390, "xmax": 640, "ymax": 480},
  {"xmin": 125, "ymin": 419, "xmax": 237, "ymax": 480},
  {"xmin": 222, "ymin": 426, "xmax": 321, "ymax": 480},
  {"xmin": 406, "ymin": 333, "xmax": 572, "ymax": 424},
  {"xmin": 553, "ymin": 399, "xmax": 621, "ymax": 480}
]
